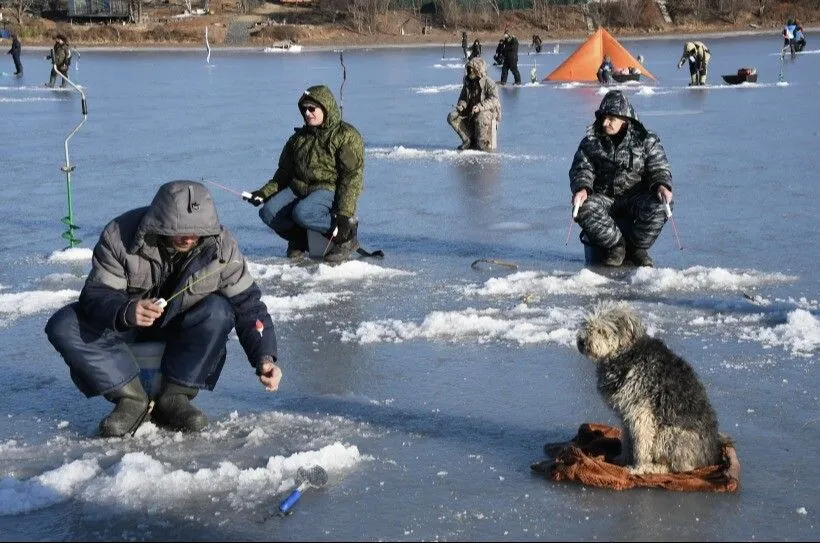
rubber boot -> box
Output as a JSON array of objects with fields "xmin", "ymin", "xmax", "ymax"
[
  {"xmin": 152, "ymin": 382, "xmax": 208, "ymax": 432},
  {"xmin": 627, "ymin": 246, "xmax": 653, "ymax": 267},
  {"xmin": 602, "ymin": 239, "xmax": 626, "ymax": 267},
  {"xmin": 324, "ymin": 220, "xmax": 359, "ymax": 263},
  {"xmin": 285, "ymin": 228, "xmax": 308, "ymax": 259},
  {"xmin": 99, "ymin": 377, "xmax": 150, "ymax": 438}
]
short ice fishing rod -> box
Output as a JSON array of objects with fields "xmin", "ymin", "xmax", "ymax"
[
  {"xmin": 204, "ymin": 179, "xmax": 263, "ymax": 205},
  {"xmin": 663, "ymin": 197, "xmax": 683, "ymax": 250},
  {"xmin": 54, "ymin": 65, "xmax": 88, "ymax": 249},
  {"xmin": 565, "ymin": 202, "xmax": 580, "ymax": 246}
]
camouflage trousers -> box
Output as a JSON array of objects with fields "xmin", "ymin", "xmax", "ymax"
[
  {"xmin": 447, "ymin": 110, "xmax": 497, "ymax": 151},
  {"xmin": 576, "ymin": 192, "xmax": 669, "ymax": 250},
  {"xmin": 687, "ymin": 61, "xmax": 708, "ymax": 85}
]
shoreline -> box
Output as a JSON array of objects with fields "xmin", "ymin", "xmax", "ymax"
[{"xmin": 14, "ymin": 26, "xmax": 815, "ymax": 53}]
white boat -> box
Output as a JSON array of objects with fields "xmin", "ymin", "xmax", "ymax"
[{"xmin": 263, "ymin": 40, "xmax": 303, "ymax": 53}]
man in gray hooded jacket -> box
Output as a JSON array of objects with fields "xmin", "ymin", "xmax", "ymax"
[
  {"xmin": 45, "ymin": 180, "xmax": 281, "ymax": 437},
  {"xmin": 569, "ymin": 90, "xmax": 673, "ymax": 267}
]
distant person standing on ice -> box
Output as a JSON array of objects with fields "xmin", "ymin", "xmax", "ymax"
[
  {"xmin": 569, "ymin": 90, "xmax": 673, "ymax": 267},
  {"xmin": 447, "ymin": 56, "xmax": 501, "ymax": 151},
  {"xmin": 499, "ymin": 30, "xmax": 521, "ymax": 85},
  {"xmin": 45, "ymin": 180, "xmax": 281, "ymax": 438},
  {"xmin": 677, "ymin": 41, "xmax": 710, "ymax": 86},
  {"xmin": 461, "ymin": 31, "xmax": 469, "ymax": 59},
  {"xmin": 46, "ymin": 34, "xmax": 70, "ymax": 87},
  {"xmin": 7, "ymin": 33, "xmax": 22, "ymax": 76}
]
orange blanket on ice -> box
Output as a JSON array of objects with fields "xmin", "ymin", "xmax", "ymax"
[{"xmin": 531, "ymin": 423, "xmax": 740, "ymax": 492}]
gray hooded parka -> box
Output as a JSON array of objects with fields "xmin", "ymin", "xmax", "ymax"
[{"xmin": 46, "ymin": 181, "xmax": 276, "ymax": 396}]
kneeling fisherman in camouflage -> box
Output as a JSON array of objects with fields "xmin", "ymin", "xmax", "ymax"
[
  {"xmin": 246, "ymin": 85, "xmax": 366, "ymax": 263},
  {"xmin": 46, "ymin": 181, "xmax": 281, "ymax": 437},
  {"xmin": 569, "ymin": 91, "xmax": 674, "ymax": 267},
  {"xmin": 447, "ymin": 57, "xmax": 501, "ymax": 151}
]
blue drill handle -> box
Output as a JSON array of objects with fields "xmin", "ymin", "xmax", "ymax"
[{"xmin": 278, "ymin": 488, "xmax": 303, "ymax": 513}]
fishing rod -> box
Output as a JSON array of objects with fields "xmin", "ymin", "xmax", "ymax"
[
  {"xmin": 54, "ymin": 65, "xmax": 88, "ymax": 249},
  {"xmin": 663, "ymin": 198, "xmax": 683, "ymax": 250},
  {"xmin": 339, "ymin": 50, "xmax": 346, "ymax": 120},
  {"xmin": 565, "ymin": 203, "xmax": 579, "ymax": 246},
  {"xmin": 204, "ymin": 179, "xmax": 263, "ymax": 205}
]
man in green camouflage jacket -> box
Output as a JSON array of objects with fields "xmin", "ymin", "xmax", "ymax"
[{"xmin": 247, "ymin": 85, "xmax": 365, "ymax": 263}]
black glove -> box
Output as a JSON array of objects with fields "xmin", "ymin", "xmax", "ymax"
[
  {"xmin": 331, "ymin": 214, "xmax": 355, "ymax": 241},
  {"xmin": 244, "ymin": 189, "xmax": 265, "ymax": 207}
]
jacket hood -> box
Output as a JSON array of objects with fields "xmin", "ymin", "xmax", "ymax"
[
  {"xmin": 593, "ymin": 90, "xmax": 646, "ymax": 136},
  {"xmin": 132, "ymin": 180, "xmax": 222, "ymax": 249},
  {"xmin": 465, "ymin": 56, "xmax": 489, "ymax": 79},
  {"xmin": 298, "ymin": 85, "xmax": 342, "ymax": 129}
]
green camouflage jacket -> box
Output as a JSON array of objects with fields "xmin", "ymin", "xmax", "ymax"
[{"xmin": 256, "ymin": 85, "xmax": 364, "ymax": 218}]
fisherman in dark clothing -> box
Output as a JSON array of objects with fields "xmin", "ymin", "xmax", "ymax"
[
  {"xmin": 7, "ymin": 33, "xmax": 22, "ymax": 76},
  {"xmin": 493, "ymin": 38, "xmax": 504, "ymax": 66},
  {"xmin": 461, "ymin": 31, "xmax": 469, "ymax": 59},
  {"xmin": 569, "ymin": 91, "xmax": 673, "ymax": 267},
  {"xmin": 532, "ymin": 34, "xmax": 543, "ymax": 54},
  {"xmin": 499, "ymin": 30, "xmax": 521, "ymax": 85},
  {"xmin": 45, "ymin": 181, "xmax": 281, "ymax": 437},
  {"xmin": 469, "ymin": 39, "xmax": 482, "ymax": 59}
]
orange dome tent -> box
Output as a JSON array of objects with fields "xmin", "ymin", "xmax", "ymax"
[{"xmin": 544, "ymin": 27, "xmax": 654, "ymax": 82}]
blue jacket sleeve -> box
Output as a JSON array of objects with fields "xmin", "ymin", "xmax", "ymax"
[{"xmin": 229, "ymin": 282, "xmax": 278, "ymax": 371}]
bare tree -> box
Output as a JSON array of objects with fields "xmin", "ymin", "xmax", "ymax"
[
  {"xmin": 618, "ymin": 0, "xmax": 645, "ymax": 28},
  {"xmin": 12, "ymin": 0, "xmax": 40, "ymax": 25},
  {"xmin": 530, "ymin": 0, "xmax": 554, "ymax": 28}
]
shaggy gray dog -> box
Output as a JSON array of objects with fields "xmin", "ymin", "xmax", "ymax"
[{"xmin": 576, "ymin": 301, "xmax": 722, "ymax": 474}]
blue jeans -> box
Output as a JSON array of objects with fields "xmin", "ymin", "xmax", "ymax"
[
  {"xmin": 45, "ymin": 295, "xmax": 235, "ymax": 397},
  {"xmin": 259, "ymin": 188, "xmax": 334, "ymax": 240}
]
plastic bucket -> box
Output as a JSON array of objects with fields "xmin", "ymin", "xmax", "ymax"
[
  {"xmin": 306, "ymin": 229, "xmax": 335, "ymax": 260},
  {"xmin": 127, "ymin": 341, "xmax": 165, "ymax": 399},
  {"xmin": 579, "ymin": 231, "xmax": 604, "ymax": 265},
  {"xmin": 583, "ymin": 243, "xmax": 605, "ymax": 265}
]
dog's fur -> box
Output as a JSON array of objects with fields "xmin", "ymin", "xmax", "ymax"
[{"xmin": 576, "ymin": 301, "xmax": 722, "ymax": 474}]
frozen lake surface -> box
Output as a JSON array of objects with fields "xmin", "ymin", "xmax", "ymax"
[{"xmin": 0, "ymin": 33, "xmax": 818, "ymax": 540}]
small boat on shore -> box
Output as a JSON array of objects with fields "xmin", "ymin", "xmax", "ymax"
[
  {"xmin": 722, "ymin": 67, "xmax": 757, "ymax": 84},
  {"xmin": 263, "ymin": 40, "xmax": 303, "ymax": 53}
]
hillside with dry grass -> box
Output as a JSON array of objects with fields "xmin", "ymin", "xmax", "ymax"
[{"xmin": 1, "ymin": 0, "xmax": 818, "ymax": 48}]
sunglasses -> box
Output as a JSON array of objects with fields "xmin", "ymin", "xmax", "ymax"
[{"xmin": 301, "ymin": 105, "xmax": 319, "ymax": 114}]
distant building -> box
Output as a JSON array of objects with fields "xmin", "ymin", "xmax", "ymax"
[{"xmin": 67, "ymin": 0, "xmax": 129, "ymax": 19}]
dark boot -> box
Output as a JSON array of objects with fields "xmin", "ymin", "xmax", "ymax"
[
  {"xmin": 602, "ymin": 240, "xmax": 626, "ymax": 267},
  {"xmin": 286, "ymin": 240, "xmax": 307, "ymax": 259},
  {"xmin": 152, "ymin": 382, "xmax": 208, "ymax": 432},
  {"xmin": 99, "ymin": 377, "xmax": 150, "ymax": 438},
  {"xmin": 457, "ymin": 139, "xmax": 471, "ymax": 151},
  {"xmin": 627, "ymin": 246, "xmax": 653, "ymax": 267},
  {"xmin": 324, "ymin": 221, "xmax": 359, "ymax": 263},
  {"xmin": 285, "ymin": 228, "xmax": 308, "ymax": 259}
]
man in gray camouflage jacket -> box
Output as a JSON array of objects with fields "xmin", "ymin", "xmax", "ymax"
[{"xmin": 569, "ymin": 90, "xmax": 673, "ymax": 267}]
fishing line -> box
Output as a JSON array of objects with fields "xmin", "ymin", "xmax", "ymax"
[{"xmin": 154, "ymin": 259, "xmax": 240, "ymax": 308}]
